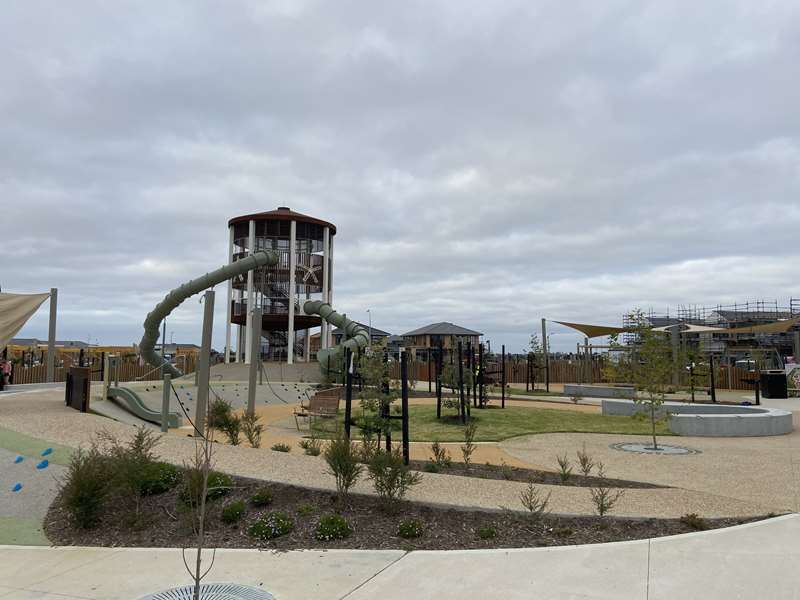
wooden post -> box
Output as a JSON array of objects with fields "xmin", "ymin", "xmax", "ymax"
[
  {"xmin": 247, "ymin": 307, "xmax": 261, "ymax": 417},
  {"xmin": 161, "ymin": 373, "xmax": 171, "ymax": 433},
  {"xmin": 46, "ymin": 288, "xmax": 57, "ymax": 383},
  {"xmin": 194, "ymin": 290, "xmax": 215, "ymax": 436}
]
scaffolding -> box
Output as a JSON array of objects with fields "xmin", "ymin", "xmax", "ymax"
[{"xmin": 623, "ymin": 298, "xmax": 800, "ymax": 361}]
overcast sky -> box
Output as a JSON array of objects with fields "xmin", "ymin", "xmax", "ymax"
[{"xmin": 3, "ymin": 1, "xmax": 800, "ymax": 354}]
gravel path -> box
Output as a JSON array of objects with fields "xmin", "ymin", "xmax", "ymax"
[{"xmin": 0, "ymin": 390, "xmax": 783, "ymax": 519}]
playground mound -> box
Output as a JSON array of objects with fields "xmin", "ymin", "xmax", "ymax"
[{"xmin": 44, "ymin": 473, "xmax": 764, "ymax": 551}]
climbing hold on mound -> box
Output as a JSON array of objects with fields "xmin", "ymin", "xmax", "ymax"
[
  {"xmin": 41, "ymin": 448, "xmax": 53, "ymax": 457},
  {"xmin": 13, "ymin": 455, "xmax": 23, "ymax": 464},
  {"xmin": 11, "ymin": 483, "xmax": 22, "ymax": 492},
  {"xmin": 36, "ymin": 460, "xmax": 49, "ymax": 470}
]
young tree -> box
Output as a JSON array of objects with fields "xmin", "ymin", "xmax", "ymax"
[
  {"xmin": 625, "ymin": 310, "xmax": 673, "ymax": 450},
  {"xmin": 358, "ymin": 340, "xmax": 398, "ymax": 444}
]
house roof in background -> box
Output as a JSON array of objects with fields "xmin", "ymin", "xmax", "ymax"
[
  {"xmin": 332, "ymin": 323, "xmax": 392, "ymax": 337},
  {"xmin": 401, "ymin": 322, "xmax": 483, "ymax": 337}
]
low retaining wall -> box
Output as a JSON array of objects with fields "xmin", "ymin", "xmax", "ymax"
[
  {"xmin": 602, "ymin": 398, "xmax": 793, "ymax": 437},
  {"xmin": 564, "ymin": 384, "xmax": 635, "ymax": 399}
]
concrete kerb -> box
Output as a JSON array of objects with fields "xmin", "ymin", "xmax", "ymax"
[{"xmin": 602, "ymin": 398, "xmax": 794, "ymax": 437}]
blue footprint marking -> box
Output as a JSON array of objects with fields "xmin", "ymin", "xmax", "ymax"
[
  {"xmin": 13, "ymin": 455, "xmax": 23, "ymax": 464},
  {"xmin": 41, "ymin": 448, "xmax": 53, "ymax": 457},
  {"xmin": 36, "ymin": 459, "xmax": 49, "ymax": 470},
  {"xmin": 11, "ymin": 483, "xmax": 22, "ymax": 493}
]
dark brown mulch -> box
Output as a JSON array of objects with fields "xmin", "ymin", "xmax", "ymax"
[
  {"xmin": 409, "ymin": 460, "xmax": 665, "ymax": 489},
  {"xmin": 45, "ymin": 475, "xmax": 762, "ymax": 551}
]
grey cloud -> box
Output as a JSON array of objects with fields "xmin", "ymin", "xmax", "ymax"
[{"xmin": 2, "ymin": 0, "xmax": 800, "ymax": 353}]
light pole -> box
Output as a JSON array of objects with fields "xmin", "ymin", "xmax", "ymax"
[{"xmin": 367, "ymin": 309, "xmax": 372, "ymax": 343}]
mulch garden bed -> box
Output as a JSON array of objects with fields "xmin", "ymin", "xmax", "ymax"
[
  {"xmin": 45, "ymin": 474, "xmax": 761, "ymax": 551},
  {"xmin": 408, "ymin": 460, "xmax": 665, "ymax": 488}
]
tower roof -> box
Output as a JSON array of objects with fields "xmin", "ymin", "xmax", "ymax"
[{"xmin": 228, "ymin": 206, "xmax": 336, "ymax": 234}]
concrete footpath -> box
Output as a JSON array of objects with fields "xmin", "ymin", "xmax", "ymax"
[{"xmin": 1, "ymin": 514, "xmax": 798, "ymax": 599}]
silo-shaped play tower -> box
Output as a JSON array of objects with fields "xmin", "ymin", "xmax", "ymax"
[{"xmin": 225, "ymin": 207, "xmax": 335, "ymax": 364}]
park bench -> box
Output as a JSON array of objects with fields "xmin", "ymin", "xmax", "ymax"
[{"xmin": 293, "ymin": 387, "xmax": 342, "ymax": 430}]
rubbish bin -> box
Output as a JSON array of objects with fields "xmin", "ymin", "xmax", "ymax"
[
  {"xmin": 760, "ymin": 370, "xmax": 788, "ymax": 399},
  {"xmin": 65, "ymin": 366, "xmax": 91, "ymax": 412}
]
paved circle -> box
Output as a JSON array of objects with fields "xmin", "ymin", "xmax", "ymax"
[{"xmin": 610, "ymin": 442, "xmax": 701, "ymax": 455}]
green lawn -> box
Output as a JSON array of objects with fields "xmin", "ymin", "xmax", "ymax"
[{"xmin": 313, "ymin": 404, "xmax": 672, "ymax": 443}]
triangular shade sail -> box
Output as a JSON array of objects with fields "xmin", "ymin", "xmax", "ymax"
[
  {"xmin": 0, "ymin": 292, "xmax": 51, "ymax": 352},
  {"xmin": 553, "ymin": 321, "xmax": 630, "ymax": 338}
]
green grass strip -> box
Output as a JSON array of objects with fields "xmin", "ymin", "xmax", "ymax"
[{"xmin": 0, "ymin": 427, "xmax": 73, "ymax": 466}]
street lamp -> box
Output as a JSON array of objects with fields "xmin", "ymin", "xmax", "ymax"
[{"xmin": 367, "ymin": 309, "xmax": 372, "ymax": 343}]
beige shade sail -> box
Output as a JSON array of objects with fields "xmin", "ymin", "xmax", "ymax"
[
  {"xmin": 0, "ymin": 292, "xmax": 51, "ymax": 352},
  {"xmin": 553, "ymin": 321, "xmax": 630, "ymax": 338},
  {"xmin": 652, "ymin": 317, "xmax": 800, "ymax": 335}
]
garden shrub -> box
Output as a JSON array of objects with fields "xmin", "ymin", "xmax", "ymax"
[
  {"xmin": 138, "ymin": 461, "xmax": 182, "ymax": 496},
  {"xmin": 423, "ymin": 463, "xmax": 439, "ymax": 473},
  {"xmin": 680, "ymin": 513, "xmax": 709, "ymax": 531},
  {"xmin": 576, "ymin": 444, "xmax": 594, "ymax": 477},
  {"xmin": 429, "ymin": 441, "xmax": 451, "ymax": 468},
  {"xmin": 241, "ymin": 412, "xmax": 264, "ymax": 448},
  {"xmin": 298, "ymin": 437, "xmax": 322, "ymax": 456},
  {"xmin": 271, "ymin": 443, "xmax": 291, "ymax": 453},
  {"xmin": 221, "ymin": 500, "xmax": 246, "ymax": 524},
  {"xmin": 249, "ymin": 487, "xmax": 274, "ymax": 507},
  {"xmin": 248, "ymin": 511, "xmax": 294, "ymax": 541},
  {"xmin": 367, "ymin": 448, "xmax": 422, "ymax": 511},
  {"xmin": 519, "ymin": 481, "xmax": 551, "ymax": 522},
  {"xmin": 296, "ymin": 503, "xmax": 315, "ymax": 516},
  {"xmin": 324, "ymin": 430, "xmax": 363, "ymax": 501},
  {"xmin": 461, "ymin": 421, "xmax": 478, "ymax": 470},
  {"xmin": 208, "ymin": 397, "xmax": 234, "ymax": 429},
  {"xmin": 315, "ymin": 514, "xmax": 352, "ymax": 541},
  {"xmin": 589, "ymin": 463, "xmax": 624, "ymax": 517},
  {"xmin": 556, "ymin": 454, "xmax": 572, "ymax": 483},
  {"xmin": 180, "ymin": 469, "xmax": 233, "ymax": 505},
  {"xmin": 98, "ymin": 427, "xmax": 161, "ymax": 505},
  {"xmin": 220, "ymin": 414, "xmax": 242, "ymax": 446},
  {"xmin": 477, "ymin": 525, "xmax": 497, "ymax": 540},
  {"xmin": 61, "ymin": 446, "xmax": 109, "ymax": 529},
  {"xmin": 397, "ymin": 519, "xmax": 424, "ymax": 539}
]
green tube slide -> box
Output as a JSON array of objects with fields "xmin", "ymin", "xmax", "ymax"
[
  {"xmin": 139, "ymin": 250, "xmax": 280, "ymax": 377},
  {"xmin": 301, "ymin": 300, "xmax": 371, "ymax": 378},
  {"xmin": 138, "ymin": 252, "xmax": 371, "ymax": 381}
]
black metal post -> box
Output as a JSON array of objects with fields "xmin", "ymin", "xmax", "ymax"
[
  {"xmin": 345, "ymin": 348, "xmax": 353, "ymax": 440},
  {"xmin": 709, "ymin": 354, "xmax": 717, "ymax": 403},
  {"xmin": 401, "ymin": 350, "xmax": 410, "ymax": 465},
  {"xmin": 525, "ymin": 354, "xmax": 530, "ymax": 392},
  {"xmin": 458, "ymin": 341, "xmax": 465, "ymax": 424},
  {"xmin": 689, "ymin": 363, "xmax": 695, "ymax": 403},
  {"xmin": 754, "ymin": 361, "xmax": 761, "ymax": 406},
  {"xmin": 436, "ymin": 341, "xmax": 442, "ymax": 418},
  {"xmin": 478, "ymin": 343, "xmax": 485, "ymax": 408},
  {"xmin": 465, "ymin": 341, "xmax": 471, "ymax": 407},
  {"xmin": 100, "ymin": 352, "xmax": 105, "ymax": 382},
  {"xmin": 501, "ymin": 344, "xmax": 506, "ymax": 409},
  {"xmin": 428, "ymin": 348, "xmax": 432, "ymax": 393}
]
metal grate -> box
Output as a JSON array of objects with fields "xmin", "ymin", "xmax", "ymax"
[{"xmin": 138, "ymin": 583, "xmax": 275, "ymax": 600}]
